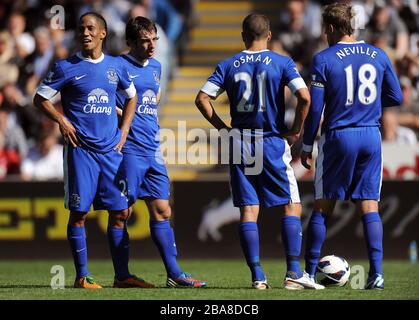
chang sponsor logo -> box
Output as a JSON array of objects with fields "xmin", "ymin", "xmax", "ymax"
[
  {"xmin": 137, "ymin": 89, "xmax": 158, "ymax": 116},
  {"xmin": 83, "ymin": 88, "xmax": 112, "ymax": 115}
]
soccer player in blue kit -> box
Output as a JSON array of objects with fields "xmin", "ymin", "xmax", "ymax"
[
  {"xmin": 115, "ymin": 16, "xmax": 205, "ymax": 288},
  {"xmin": 195, "ymin": 14, "xmax": 324, "ymax": 290},
  {"xmin": 33, "ymin": 12, "xmax": 142, "ymax": 289},
  {"xmin": 301, "ymin": 3, "xmax": 403, "ymax": 290}
]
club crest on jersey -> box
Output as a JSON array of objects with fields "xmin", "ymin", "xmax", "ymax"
[
  {"xmin": 84, "ymin": 88, "xmax": 112, "ymax": 115},
  {"xmin": 44, "ymin": 71, "xmax": 54, "ymax": 83},
  {"xmin": 153, "ymin": 71, "xmax": 160, "ymax": 85},
  {"xmin": 107, "ymin": 68, "xmax": 118, "ymax": 84},
  {"xmin": 70, "ymin": 194, "xmax": 80, "ymax": 209}
]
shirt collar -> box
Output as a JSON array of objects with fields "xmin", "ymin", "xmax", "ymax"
[
  {"xmin": 125, "ymin": 54, "xmax": 149, "ymax": 67},
  {"xmin": 242, "ymin": 49, "xmax": 270, "ymax": 54},
  {"xmin": 337, "ymin": 40, "xmax": 365, "ymax": 44},
  {"xmin": 76, "ymin": 52, "xmax": 105, "ymax": 63}
]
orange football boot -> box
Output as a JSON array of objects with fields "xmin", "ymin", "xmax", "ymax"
[
  {"xmin": 113, "ymin": 275, "xmax": 155, "ymax": 288},
  {"xmin": 74, "ymin": 275, "xmax": 103, "ymax": 289}
]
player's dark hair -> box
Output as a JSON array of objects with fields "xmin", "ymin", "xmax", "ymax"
[
  {"xmin": 125, "ymin": 16, "xmax": 157, "ymax": 46},
  {"xmin": 322, "ymin": 2, "xmax": 354, "ymax": 36},
  {"xmin": 242, "ymin": 13, "xmax": 270, "ymax": 41},
  {"xmin": 78, "ymin": 11, "xmax": 108, "ymax": 48}
]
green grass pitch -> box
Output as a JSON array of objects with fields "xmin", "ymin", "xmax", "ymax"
[{"xmin": 0, "ymin": 259, "xmax": 418, "ymax": 300}]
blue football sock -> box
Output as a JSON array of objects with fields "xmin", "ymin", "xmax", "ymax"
[
  {"xmin": 305, "ymin": 211, "xmax": 327, "ymax": 277},
  {"xmin": 281, "ymin": 216, "xmax": 303, "ymax": 277},
  {"xmin": 67, "ymin": 225, "xmax": 89, "ymax": 278},
  {"xmin": 239, "ymin": 222, "xmax": 265, "ymax": 281},
  {"xmin": 107, "ymin": 225, "xmax": 131, "ymax": 281},
  {"xmin": 150, "ymin": 220, "xmax": 182, "ymax": 279},
  {"xmin": 362, "ymin": 212, "xmax": 383, "ymax": 276}
]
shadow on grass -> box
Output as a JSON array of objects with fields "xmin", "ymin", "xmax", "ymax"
[{"xmin": 0, "ymin": 285, "xmax": 52, "ymax": 289}]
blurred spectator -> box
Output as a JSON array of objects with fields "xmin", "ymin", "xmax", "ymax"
[
  {"xmin": 359, "ymin": 4, "xmax": 409, "ymax": 60},
  {"xmin": 381, "ymin": 109, "xmax": 417, "ymax": 145},
  {"xmin": 0, "ymin": 95, "xmax": 28, "ymax": 158},
  {"xmin": 48, "ymin": 26, "xmax": 71, "ymax": 60},
  {"xmin": 21, "ymin": 129, "xmax": 63, "ymax": 181},
  {"xmin": 0, "ymin": 84, "xmax": 32, "ymax": 154},
  {"xmin": 276, "ymin": 0, "xmax": 322, "ymax": 39},
  {"xmin": 370, "ymin": 33, "xmax": 397, "ymax": 64},
  {"xmin": 140, "ymin": 0, "xmax": 183, "ymax": 44},
  {"xmin": 271, "ymin": 0, "xmax": 318, "ymax": 76},
  {"xmin": 391, "ymin": 0, "xmax": 419, "ymax": 35},
  {"xmin": 169, "ymin": 0, "xmax": 195, "ymax": 64},
  {"xmin": 0, "ymin": 131, "xmax": 20, "ymax": 180},
  {"xmin": 7, "ymin": 12, "xmax": 35, "ymax": 59},
  {"xmin": 0, "ymin": 30, "xmax": 19, "ymax": 87},
  {"xmin": 0, "ymin": 109, "xmax": 22, "ymax": 179},
  {"xmin": 21, "ymin": 26, "xmax": 55, "ymax": 97}
]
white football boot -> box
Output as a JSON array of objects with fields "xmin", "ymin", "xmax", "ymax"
[{"xmin": 284, "ymin": 271, "xmax": 325, "ymax": 290}]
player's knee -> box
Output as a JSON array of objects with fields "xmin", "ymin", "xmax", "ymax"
[
  {"xmin": 151, "ymin": 204, "xmax": 171, "ymax": 221},
  {"xmin": 313, "ymin": 199, "xmax": 336, "ymax": 214},
  {"xmin": 357, "ymin": 200, "xmax": 379, "ymax": 215},
  {"xmin": 68, "ymin": 212, "xmax": 88, "ymax": 227},
  {"xmin": 284, "ymin": 203, "xmax": 302, "ymax": 217},
  {"xmin": 109, "ymin": 209, "xmax": 130, "ymax": 227}
]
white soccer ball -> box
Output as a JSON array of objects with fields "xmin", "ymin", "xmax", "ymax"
[{"xmin": 316, "ymin": 255, "xmax": 350, "ymax": 287}]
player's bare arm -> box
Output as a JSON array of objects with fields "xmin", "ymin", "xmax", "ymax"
[
  {"xmin": 157, "ymin": 90, "xmax": 161, "ymax": 105},
  {"xmin": 281, "ymin": 87, "xmax": 310, "ymax": 146},
  {"xmin": 33, "ymin": 94, "xmax": 80, "ymax": 148},
  {"xmin": 195, "ymin": 91, "xmax": 230, "ymax": 131},
  {"xmin": 115, "ymin": 94, "xmax": 138, "ymax": 152}
]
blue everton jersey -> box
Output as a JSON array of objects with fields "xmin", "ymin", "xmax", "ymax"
[
  {"xmin": 116, "ymin": 55, "xmax": 161, "ymax": 156},
  {"xmin": 201, "ymin": 49, "xmax": 307, "ymax": 136},
  {"xmin": 303, "ymin": 41, "xmax": 403, "ymax": 150},
  {"xmin": 36, "ymin": 52, "xmax": 136, "ymax": 153}
]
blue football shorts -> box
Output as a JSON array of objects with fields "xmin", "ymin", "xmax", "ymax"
[
  {"xmin": 120, "ymin": 153, "xmax": 170, "ymax": 205},
  {"xmin": 314, "ymin": 126, "xmax": 382, "ymax": 201},
  {"xmin": 64, "ymin": 145, "xmax": 129, "ymax": 212},
  {"xmin": 229, "ymin": 134, "xmax": 301, "ymax": 208}
]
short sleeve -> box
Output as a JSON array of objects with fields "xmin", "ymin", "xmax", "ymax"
[
  {"xmin": 117, "ymin": 61, "xmax": 136, "ymax": 99},
  {"xmin": 200, "ymin": 63, "xmax": 226, "ymax": 98},
  {"xmin": 36, "ymin": 62, "xmax": 66, "ymax": 100},
  {"xmin": 284, "ymin": 58, "xmax": 307, "ymax": 94},
  {"xmin": 156, "ymin": 62, "xmax": 162, "ymax": 92}
]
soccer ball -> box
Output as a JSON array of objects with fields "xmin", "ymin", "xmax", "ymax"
[{"xmin": 316, "ymin": 255, "xmax": 350, "ymax": 287}]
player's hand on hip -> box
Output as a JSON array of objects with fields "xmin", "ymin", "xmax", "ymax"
[
  {"xmin": 114, "ymin": 136, "xmax": 126, "ymax": 154},
  {"xmin": 301, "ymin": 151, "xmax": 312, "ymax": 170},
  {"xmin": 58, "ymin": 117, "xmax": 80, "ymax": 148}
]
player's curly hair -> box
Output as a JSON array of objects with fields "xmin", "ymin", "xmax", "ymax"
[
  {"xmin": 125, "ymin": 16, "xmax": 157, "ymax": 46},
  {"xmin": 322, "ymin": 2, "xmax": 354, "ymax": 36}
]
